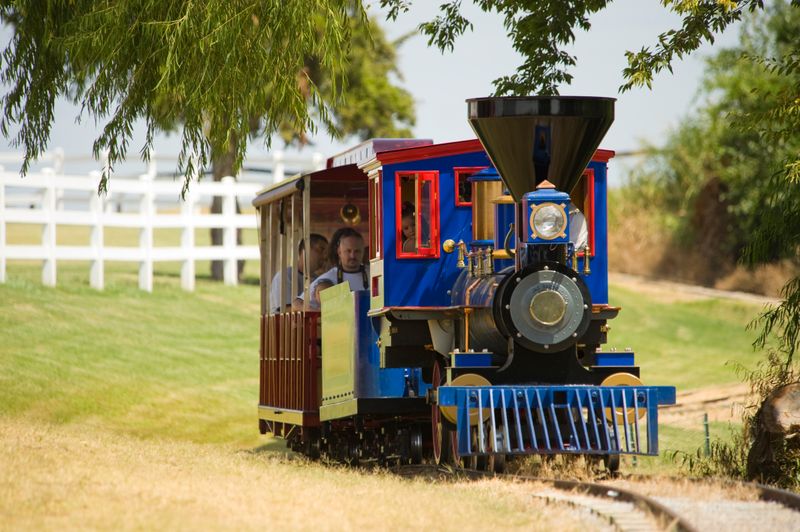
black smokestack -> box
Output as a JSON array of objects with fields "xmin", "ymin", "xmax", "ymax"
[{"xmin": 467, "ymin": 96, "xmax": 615, "ymax": 201}]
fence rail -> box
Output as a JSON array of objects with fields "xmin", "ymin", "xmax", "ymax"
[{"xmin": 0, "ymin": 150, "xmax": 322, "ymax": 291}]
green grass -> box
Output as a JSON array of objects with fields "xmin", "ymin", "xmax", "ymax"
[
  {"xmin": 631, "ymin": 421, "xmax": 743, "ymax": 474},
  {"xmin": 0, "ymin": 252, "xmax": 769, "ymax": 462},
  {"xmin": 609, "ymin": 284, "xmax": 764, "ymax": 390},
  {"xmin": 0, "ymin": 270, "xmax": 262, "ymax": 447}
]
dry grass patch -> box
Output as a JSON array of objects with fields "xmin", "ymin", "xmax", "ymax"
[{"xmin": 2, "ymin": 417, "xmax": 607, "ymax": 531}]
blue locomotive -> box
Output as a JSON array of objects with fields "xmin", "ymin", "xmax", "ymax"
[{"xmin": 253, "ymin": 96, "xmax": 675, "ymax": 471}]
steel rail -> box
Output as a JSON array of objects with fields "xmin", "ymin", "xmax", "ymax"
[
  {"xmin": 615, "ymin": 473, "xmax": 800, "ymax": 515},
  {"xmin": 753, "ymin": 482, "xmax": 800, "ymax": 512},
  {"xmin": 392, "ymin": 464, "xmax": 696, "ymax": 532}
]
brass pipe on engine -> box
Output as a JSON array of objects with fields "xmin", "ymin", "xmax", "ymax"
[
  {"xmin": 473, "ymin": 249, "xmax": 483, "ymax": 277},
  {"xmin": 484, "ymin": 247, "xmax": 494, "ymax": 275},
  {"xmin": 444, "ymin": 239, "xmax": 468, "ymax": 269},
  {"xmin": 457, "ymin": 240, "xmax": 466, "ymax": 268},
  {"xmin": 503, "ymin": 223, "xmax": 516, "ymax": 257},
  {"xmin": 463, "ymin": 276, "xmax": 483, "ymax": 351},
  {"xmin": 582, "ymin": 245, "xmax": 591, "ymax": 275}
]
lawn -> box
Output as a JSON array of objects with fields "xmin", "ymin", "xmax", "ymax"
[
  {"xmin": 0, "ymin": 260, "xmax": 769, "ymax": 482},
  {"xmin": 0, "ymin": 268, "xmax": 262, "ymax": 447},
  {"xmin": 609, "ymin": 283, "xmax": 764, "ymax": 391},
  {"xmin": 0, "ymin": 268, "xmax": 612, "ymax": 529}
]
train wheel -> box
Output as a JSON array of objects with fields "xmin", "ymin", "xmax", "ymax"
[
  {"xmin": 448, "ymin": 430, "xmax": 460, "ymax": 466},
  {"xmin": 410, "ymin": 425, "xmax": 424, "ymax": 464},
  {"xmin": 302, "ymin": 429, "xmax": 321, "ymax": 460},
  {"xmin": 431, "ymin": 361, "xmax": 445, "ymax": 464},
  {"xmin": 603, "ymin": 454, "xmax": 620, "ymax": 474},
  {"xmin": 450, "ymin": 427, "xmax": 476, "ymax": 469},
  {"xmin": 486, "ymin": 453, "xmax": 506, "ymax": 474},
  {"xmin": 485, "ymin": 423, "xmax": 507, "ymax": 474},
  {"xmin": 472, "ymin": 427, "xmax": 488, "ymax": 471},
  {"xmin": 345, "ymin": 437, "xmax": 360, "ymax": 466},
  {"xmin": 600, "ymin": 423, "xmax": 621, "ymax": 475}
]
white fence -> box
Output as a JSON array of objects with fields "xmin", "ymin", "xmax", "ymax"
[{"xmin": 0, "ymin": 150, "xmax": 324, "ymax": 291}]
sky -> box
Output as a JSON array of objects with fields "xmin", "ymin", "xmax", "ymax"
[{"xmin": 0, "ymin": 1, "xmax": 742, "ymax": 180}]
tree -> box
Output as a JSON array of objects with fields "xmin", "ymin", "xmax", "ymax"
[
  {"xmin": 206, "ymin": 15, "xmax": 414, "ymax": 280},
  {"xmin": 617, "ymin": 3, "xmax": 800, "ymax": 284},
  {"xmin": 1, "ymin": 2, "xmax": 414, "ymax": 280},
  {"xmin": 0, "ymin": 1, "xmax": 411, "ymax": 193}
]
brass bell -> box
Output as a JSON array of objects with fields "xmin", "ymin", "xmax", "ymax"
[{"xmin": 339, "ymin": 202, "xmax": 361, "ymax": 225}]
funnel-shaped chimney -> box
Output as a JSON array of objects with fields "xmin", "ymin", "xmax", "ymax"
[{"xmin": 467, "ymin": 96, "xmax": 615, "ymax": 201}]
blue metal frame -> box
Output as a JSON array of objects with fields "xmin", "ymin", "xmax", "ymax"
[
  {"xmin": 381, "ymin": 150, "xmax": 491, "ymax": 307},
  {"xmin": 579, "ymin": 159, "xmax": 609, "ymax": 304},
  {"xmin": 437, "ymin": 385, "xmax": 676, "ymax": 456}
]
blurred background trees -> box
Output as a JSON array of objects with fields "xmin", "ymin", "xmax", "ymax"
[
  {"xmin": 0, "ymin": 3, "xmax": 415, "ymax": 279},
  {"xmin": 612, "ymin": 1, "xmax": 800, "ymax": 486},
  {"xmin": 615, "ymin": 1, "xmax": 799, "ymax": 289}
]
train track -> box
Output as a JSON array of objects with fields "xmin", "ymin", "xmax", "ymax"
[
  {"xmin": 392, "ymin": 465, "xmax": 800, "ymax": 531},
  {"xmin": 608, "ymin": 474, "xmax": 800, "ymax": 531},
  {"xmin": 393, "ymin": 464, "xmax": 694, "ymax": 531}
]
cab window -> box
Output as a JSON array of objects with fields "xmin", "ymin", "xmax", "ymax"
[
  {"xmin": 396, "ymin": 171, "xmax": 439, "ymax": 258},
  {"xmin": 569, "ymin": 169, "xmax": 596, "ymax": 256},
  {"xmin": 454, "ymin": 167, "xmax": 487, "ymax": 207}
]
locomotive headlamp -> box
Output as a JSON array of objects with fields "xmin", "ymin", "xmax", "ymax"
[{"xmin": 530, "ymin": 202, "xmax": 567, "ymax": 240}]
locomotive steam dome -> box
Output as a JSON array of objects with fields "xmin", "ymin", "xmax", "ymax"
[{"xmin": 467, "ymin": 96, "xmax": 615, "ymax": 200}]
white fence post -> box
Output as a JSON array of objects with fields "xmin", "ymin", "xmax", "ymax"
[
  {"xmin": 0, "ymin": 165, "xmax": 5, "ymax": 284},
  {"xmin": 53, "ymin": 148, "xmax": 65, "ymax": 210},
  {"xmin": 221, "ymin": 176, "xmax": 237, "ymax": 286},
  {"xmin": 89, "ymin": 170, "xmax": 105, "ymax": 290},
  {"xmin": 181, "ymin": 186, "xmax": 196, "ymax": 291},
  {"xmin": 272, "ymin": 150, "xmax": 285, "ymax": 185},
  {"xmin": 41, "ymin": 168, "xmax": 57, "ymax": 287},
  {"xmin": 138, "ymin": 168, "xmax": 155, "ymax": 292}
]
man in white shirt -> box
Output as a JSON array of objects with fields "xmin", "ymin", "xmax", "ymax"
[
  {"xmin": 269, "ymin": 233, "xmax": 328, "ymax": 313},
  {"xmin": 301, "ymin": 228, "xmax": 368, "ymax": 310}
]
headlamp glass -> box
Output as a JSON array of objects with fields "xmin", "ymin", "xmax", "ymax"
[{"xmin": 532, "ymin": 204, "xmax": 566, "ymax": 240}]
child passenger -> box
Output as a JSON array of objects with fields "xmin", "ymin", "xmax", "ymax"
[{"xmin": 401, "ymin": 202, "xmax": 417, "ymax": 253}]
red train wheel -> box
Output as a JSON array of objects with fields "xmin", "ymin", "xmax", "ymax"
[{"xmin": 449, "ymin": 430, "xmax": 459, "ymax": 464}]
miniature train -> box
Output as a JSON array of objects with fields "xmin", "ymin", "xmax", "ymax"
[{"xmin": 253, "ymin": 96, "xmax": 676, "ymax": 471}]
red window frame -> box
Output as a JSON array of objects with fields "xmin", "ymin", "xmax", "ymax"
[
  {"xmin": 395, "ymin": 170, "xmax": 440, "ymax": 259},
  {"xmin": 453, "ymin": 167, "xmax": 487, "ymax": 207},
  {"xmin": 577, "ymin": 168, "xmax": 596, "ymax": 257}
]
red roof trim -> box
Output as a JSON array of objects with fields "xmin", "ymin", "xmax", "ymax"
[
  {"xmin": 375, "ymin": 139, "xmax": 485, "ymax": 166},
  {"xmin": 592, "ymin": 149, "xmax": 616, "ymax": 163},
  {"xmin": 345, "ymin": 138, "xmax": 615, "ymax": 168}
]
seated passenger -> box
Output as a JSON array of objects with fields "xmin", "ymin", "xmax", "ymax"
[
  {"xmin": 270, "ymin": 233, "xmax": 328, "ymax": 313},
  {"xmin": 401, "ymin": 202, "xmax": 417, "ymax": 253},
  {"xmin": 299, "ymin": 228, "xmax": 369, "ymax": 310}
]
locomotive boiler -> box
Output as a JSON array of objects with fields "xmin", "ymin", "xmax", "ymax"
[{"xmin": 253, "ymin": 96, "xmax": 676, "ymax": 471}]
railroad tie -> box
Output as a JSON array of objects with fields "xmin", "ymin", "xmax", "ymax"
[{"xmin": 533, "ymin": 489, "xmax": 659, "ymax": 532}]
